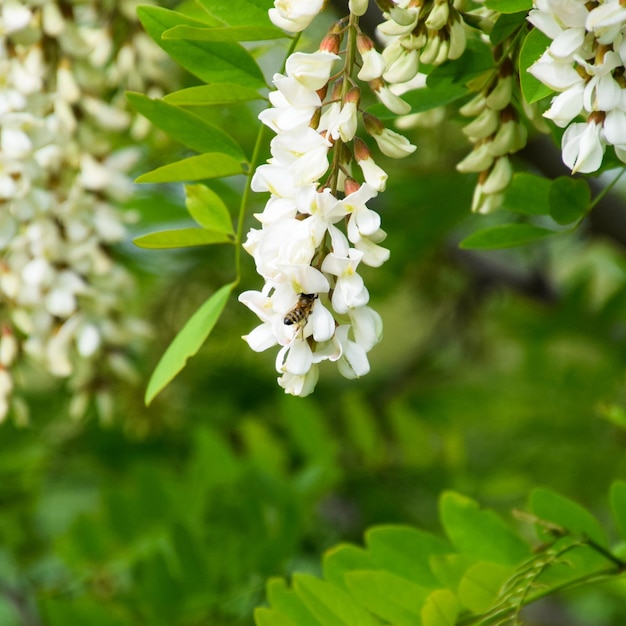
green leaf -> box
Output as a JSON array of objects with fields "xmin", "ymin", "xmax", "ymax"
[
  {"xmin": 323, "ymin": 544, "xmax": 374, "ymax": 590},
  {"xmin": 163, "ymin": 24, "xmax": 285, "ymax": 41},
  {"xmin": 294, "ymin": 574, "xmax": 381, "ymax": 626},
  {"xmin": 126, "ymin": 92, "xmax": 245, "ymax": 159},
  {"xmin": 490, "ymin": 11, "xmax": 528, "ymax": 46},
  {"xmin": 137, "ymin": 6, "xmax": 266, "ymax": 88},
  {"xmin": 519, "ymin": 28, "xmax": 554, "ymax": 104},
  {"xmin": 164, "ymin": 83, "xmax": 265, "ymax": 106},
  {"xmin": 133, "ymin": 228, "xmax": 233, "ymax": 249},
  {"xmin": 549, "ymin": 176, "xmax": 591, "ymax": 225},
  {"xmin": 611, "ymin": 481, "xmax": 626, "ymax": 541},
  {"xmin": 266, "ymin": 578, "xmax": 322, "ymax": 626},
  {"xmin": 457, "ymin": 562, "xmax": 514, "ymax": 612},
  {"xmin": 421, "ymin": 589, "xmax": 460, "ymax": 626},
  {"xmin": 485, "ymin": 0, "xmax": 531, "ymax": 12},
  {"xmin": 430, "ymin": 554, "xmax": 478, "ymax": 592},
  {"xmin": 135, "ymin": 153, "xmax": 245, "ymax": 184},
  {"xmin": 366, "ymin": 526, "xmax": 451, "ymax": 587},
  {"xmin": 345, "ymin": 570, "xmax": 431, "ymax": 625},
  {"xmin": 255, "ymin": 608, "xmax": 299, "ymax": 626},
  {"xmin": 145, "ymin": 283, "xmax": 234, "ymax": 405},
  {"xmin": 502, "ymin": 172, "xmax": 552, "ymax": 215},
  {"xmin": 530, "ymin": 488, "xmax": 608, "ymax": 547},
  {"xmin": 185, "ymin": 184, "xmax": 234, "ymax": 234},
  {"xmin": 440, "ymin": 492, "xmax": 530, "ymax": 566},
  {"xmin": 195, "ymin": 0, "xmax": 274, "ymax": 27},
  {"xmin": 459, "ymin": 223, "xmax": 557, "ymax": 250}
]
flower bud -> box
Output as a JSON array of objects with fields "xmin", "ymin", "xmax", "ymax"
[
  {"xmin": 319, "ymin": 33, "xmax": 341, "ymax": 55},
  {"xmin": 357, "ymin": 36, "xmax": 386, "ymax": 81},
  {"xmin": 419, "ymin": 34, "xmax": 441, "ymax": 65},
  {"xmin": 481, "ymin": 156, "xmax": 512, "ymax": 194},
  {"xmin": 372, "ymin": 127, "xmax": 417, "ymax": 158},
  {"xmin": 349, "ymin": 0, "xmax": 369, "ymax": 16},
  {"xmin": 382, "ymin": 41, "xmax": 419, "ymax": 84},
  {"xmin": 344, "ymin": 178, "xmax": 361, "ymax": 195},
  {"xmin": 363, "ymin": 111, "xmax": 385, "ymax": 136},
  {"xmin": 370, "ymin": 78, "xmax": 411, "ymax": 115},
  {"xmin": 447, "ymin": 15, "xmax": 467, "ymax": 60},
  {"xmin": 425, "ymin": 0, "xmax": 450, "ymax": 31},
  {"xmin": 456, "ymin": 142, "xmax": 494, "ymax": 173},
  {"xmin": 462, "ymin": 107, "xmax": 499, "ymax": 140}
]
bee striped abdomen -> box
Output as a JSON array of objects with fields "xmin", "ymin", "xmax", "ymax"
[{"xmin": 284, "ymin": 293, "xmax": 317, "ymax": 326}]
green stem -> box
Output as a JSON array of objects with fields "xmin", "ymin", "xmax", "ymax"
[
  {"xmin": 329, "ymin": 12, "xmax": 358, "ymax": 195},
  {"xmin": 233, "ymin": 34, "xmax": 301, "ymax": 287},
  {"xmin": 588, "ymin": 167, "xmax": 626, "ymax": 212}
]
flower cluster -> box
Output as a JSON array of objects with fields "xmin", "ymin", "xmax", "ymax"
[
  {"xmin": 0, "ymin": 1, "xmax": 170, "ymax": 423},
  {"xmin": 240, "ymin": 5, "xmax": 417, "ymax": 396},
  {"xmin": 378, "ymin": 0, "xmax": 467, "ymax": 71},
  {"xmin": 529, "ymin": 0, "xmax": 626, "ymax": 173},
  {"xmin": 457, "ymin": 53, "xmax": 528, "ymax": 213}
]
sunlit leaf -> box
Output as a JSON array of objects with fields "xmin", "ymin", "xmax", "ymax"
[
  {"xmin": 530, "ymin": 488, "xmax": 608, "ymax": 547},
  {"xmin": 195, "ymin": 0, "xmax": 274, "ymax": 27},
  {"xmin": 366, "ymin": 526, "xmax": 450, "ymax": 587},
  {"xmin": 519, "ymin": 28, "xmax": 553, "ymax": 104},
  {"xmin": 345, "ymin": 570, "xmax": 430, "ymax": 625},
  {"xmin": 421, "ymin": 589, "xmax": 460, "ymax": 626},
  {"xmin": 145, "ymin": 283, "xmax": 234, "ymax": 405},
  {"xmin": 185, "ymin": 184, "xmax": 234, "ymax": 234},
  {"xmin": 133, "ymin": 228, "xmax": 233, "ymax": 249},
  {"xmin": 266, "ymin": 578, "xmax": 322, "ymax": 626},
  {"xmin": 440, "ymin": 492, "xmax": 530, "ymax": 565},
  {"xmin": 164, "ymin": 83, "xmax": 265, "ymax": 106},
  {"xmin": 137, "ymin": 6, "xmax": 265, "ymax": 87},
  {"xmin": 485, "ymin": 0, "xmax": 532, "ymax": 12},
  {"xmin": 135, "ymin": 153, "xmax": 245, "ymax": 184},
  {"xmin": 126, "ymin": 92, "xmax": 245, "ymax": 159},
  {"xmin": 458, "ymin": 562, "xmax": 513, "ymax": 612},
  {"xmin": 323, "ymin": 545, "xmax": 374, "ymax": 590},
  {"xmin": 163, "ymin": 24, "xmax": 285, "ymax": 41},
  {"xmin": 294, "ymin": 574, "xmax": 381, "ymax": 626}
]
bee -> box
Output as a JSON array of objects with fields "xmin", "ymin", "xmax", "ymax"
[{"xmin": 283, "ymin": 293, "xmax": 317, "ymax": 328}]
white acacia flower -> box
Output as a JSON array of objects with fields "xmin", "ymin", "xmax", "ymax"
[
  {"xmin": 371, "ymin": 127, "xmax": 417, "ymax": 158},
  {"xmin": 269, "ymin": 0, "xmax": 325, "ymax": 33},
  {"xmin": 562, "ymin": 119, "xmax": 605, "ymax": 173},
  {"xmin": 286, "ymin": 51, "xmax": 340, "ymax": 91}
]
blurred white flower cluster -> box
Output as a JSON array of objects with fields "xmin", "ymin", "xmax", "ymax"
[
  {"xmin": 0, "ymin": 1, "xmax": 169, "ymax": 423},
  {"xmin": 529, "ymin": 0, "xmax": 626, "ymax": 173},
  {"xmin": 239, "ymin": 2, "xmax": 416, "ymax": 396},
  {"xmin": 377, "ymin": 0, "xmax": 467, "ymax": 74}
]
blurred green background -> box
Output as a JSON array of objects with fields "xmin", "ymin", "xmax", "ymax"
[{"xmin": 2, "ymin": 6, "xmax": 626, "ymax": 622}]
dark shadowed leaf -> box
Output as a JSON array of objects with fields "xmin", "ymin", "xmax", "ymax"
[{"xmin": 145, "ymin": 283, "xmax": 234, "ymax": 405}]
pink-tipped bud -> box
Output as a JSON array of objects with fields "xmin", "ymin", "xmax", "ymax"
[
  {"xmin": 354, "ymin": 137, "xmax": 372, "ymax": 161},
  {"xmin": 344, "ymin": 177, "xmax": 361, "ymax": 195},
  {"xmin": 345, "ymin": 86, "xmax": 361, "ymax": 107},
  {"xmin": 357, "ymin": 34, "xmax": 375, "ymax": 54},
  {"xmin": 363, "ymin": 111, "xmax": 385, "ymax": 136},
  {"xmin": 320, "ymin": 33, "xmax": 341, "ymax": 55}
]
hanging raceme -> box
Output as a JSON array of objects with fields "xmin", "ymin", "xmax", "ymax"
[
  {"xmin": 528, "ymin": 0, "xmax": 626, "ymax": 173},
  {"xmin": 239, "ymin": 0, "xmax": 417, "ymax": 396}
]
